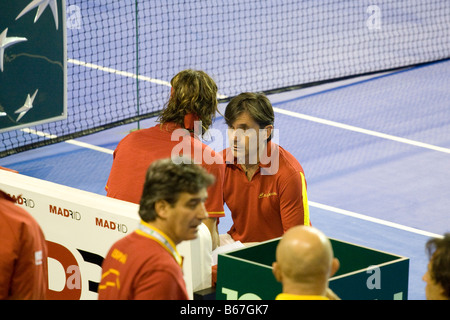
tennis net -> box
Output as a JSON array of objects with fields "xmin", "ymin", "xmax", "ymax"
[{"xmin": 1, "ymin": 0, "xmax": 449, "ymax": 157}]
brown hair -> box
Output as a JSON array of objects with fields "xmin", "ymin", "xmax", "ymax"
[
  {"xmin": 158, "ymin": 69, "xmax": 218, "ymax": 131},
  {"xmin": 139, "ymin": 158, "xmax": 215, "ymax": 222},
  {"xmin": 426, "ymin": 233, "xmax": 450, "ymax": 299},
  {"xmin": 224, "ymin": 92, "xmax": 274, "ymax": 141}
]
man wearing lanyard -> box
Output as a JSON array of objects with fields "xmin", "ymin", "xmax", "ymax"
[{"xmin": 98, "ymin": 158, "xmax": 214, "ymax": 300}]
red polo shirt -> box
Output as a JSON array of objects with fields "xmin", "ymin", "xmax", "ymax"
[
  {"xmin": 98, "ymin": 225, "xmax": 188, "ymax": 300},
  {"xmin": 106, "ymin": 123, "xmax": 225, "ymax": 218},
  {"xmin": 0, "ymin": 191, "xmax": 48, "ymax": 300},
  {"xmin": 222, "ymin": 142, "xmax": 310, "ymax": 242}
]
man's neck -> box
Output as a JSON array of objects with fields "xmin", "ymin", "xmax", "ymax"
[
  {"xmin": 282, "ymin": 280, "xmax": 328, "ymax": 298},
  {"xmin": 241, "ymin": 162, "xmax": 259, "ymax": 181},
  {"xmin": 146, "ymin": 220, "xmax": 180, "ymax": 245}
]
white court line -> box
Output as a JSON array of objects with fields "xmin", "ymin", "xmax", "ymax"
[
  {"xmin": 20, "ymin": 128, "xmax": 114, "ymax": 154},
  {"xmin": 273, "ymin": 107, "xmax": 450, "ymax": 154},
  {"xmin": 68, "ymin": 58, "xmax": 172, "ymax": 87},
  {"xmin": 309, "ymin": 201, "xmax": 443, "ymax": 239},
  {"xmin": 65, "ymin": 139, "xmax": 114, "ymax": 154}
]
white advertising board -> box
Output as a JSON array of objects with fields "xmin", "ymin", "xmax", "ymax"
[{"xmin": 0, "ymin": 169, "xmax": 212, "ymax": 299}]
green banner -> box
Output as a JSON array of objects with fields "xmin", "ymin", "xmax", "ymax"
[
  {"xmin": 216, "ymin": 238, "xmax": 409, "ymax": 300},
  {"xmin": 0, "ymin": 0, "xmax": 66, "ymax": 133}
]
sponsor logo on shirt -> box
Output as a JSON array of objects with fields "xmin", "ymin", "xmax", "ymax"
[
  {"xmin": 258, "ymin": 192, "xmax": 277, "ymax": 199},
  {"xmin": 35, "ymin": 250, "xmax": 43, "ymax": 265},
  {"xmin": 111, "ymin": 248, "xmax": 127, "ymax": 264}
]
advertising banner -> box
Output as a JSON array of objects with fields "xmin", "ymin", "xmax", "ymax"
[
  {"xmin": 0, "ymin": 0, "xmax": 67, "ymax": 133},
  {"xmin": 0, "ymin": 169, "xmax": 212, "ymax": 299}
]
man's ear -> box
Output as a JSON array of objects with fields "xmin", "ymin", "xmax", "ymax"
[
  {"xmin": 154, "ymin": 200, "xmax": 170, "ymax": 220},
  {"xmin": 272, "ymin": 261, "xmax": 282, "ymax": 283},
  {"xmin": 330, "ymin": 258, "xmax": 340, "ymax": 277},
  {"xmin": 263, "ymin": 125, "xmax": 273, "ymax": 141}
]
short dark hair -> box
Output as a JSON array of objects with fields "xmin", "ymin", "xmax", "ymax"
[
  {"xmin": 426, "ymin": 233, "xmax": 450, "ymax": 299},
  {"xmin": 224, "ymin": 92, "xmax": 274, "ymax": 141},
  {"xmin": 139, "ymin": 158, "xmax": 215, "ymax": 222}
]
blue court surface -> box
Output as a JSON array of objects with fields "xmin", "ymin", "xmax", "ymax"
[{"xmin": 1, "ymin": 59, "xmax": 449, "ymax": 300}]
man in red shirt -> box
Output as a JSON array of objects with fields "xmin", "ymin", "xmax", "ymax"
[
  {"xmin": 106, "ymin": 69, "xmax": 224, "ymax": 249},
  {"xmin": 221, "ymin": 92, "xmax": 310, "ymax": 244},
  {"xmin": 98, "ymin": 159, "xmax": 215, "ymax": 300},
  {"xmin": 0, "ymin": 190, "xmax": 48, "ymax": 300}
]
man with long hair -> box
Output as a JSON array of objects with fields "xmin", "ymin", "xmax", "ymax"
[{"xmin": 105, "ymin": 70, "xmax": 224, "ymax": 249}]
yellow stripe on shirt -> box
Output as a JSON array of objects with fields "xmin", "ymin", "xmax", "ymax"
[{"xmin": 299, "ymin": 171, "xmax": 310, "ymax": 225}]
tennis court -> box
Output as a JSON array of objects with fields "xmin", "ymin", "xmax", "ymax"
[
  {"xmin": 1, "ymin": 58, "xmax": 449, "ymax": 299},
  {"xmin": 1, "ymin": 1, "xmax": 449, "ymax": 300}
]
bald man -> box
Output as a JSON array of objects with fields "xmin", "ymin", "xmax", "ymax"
[{"xmin": 272, "ymin": 226, "xmax": 340, "ymax": 300}]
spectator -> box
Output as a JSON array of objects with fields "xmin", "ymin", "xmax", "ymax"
[
  {"xmin": 272, "ymin": 225, "xmax": 340, "ymax": 300},
  {"xmin": 98, "ymin": 159, "xmax": 214, "ymax": 300},
  {"xmin": 0, "ymin": 190, "xmax": 48, "ymax": 300},
  {"xmin": 423, "ymin": 233, "xmax": 450, "ymax": 300}
]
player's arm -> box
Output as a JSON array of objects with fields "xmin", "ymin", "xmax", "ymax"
[
  {"xmin": 279, "ymin": 171, "xmax": 310, "ymax": 229},
  {"xmin": 203, "ymin": 162, "xmax": 225, "ymax": 250}
]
